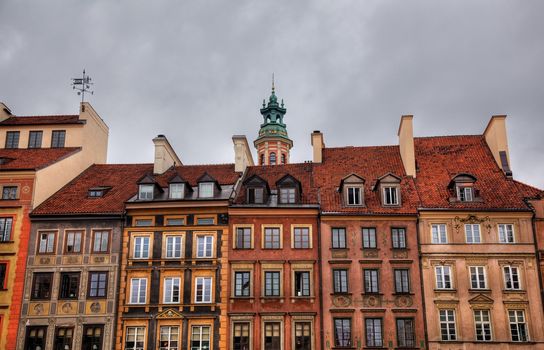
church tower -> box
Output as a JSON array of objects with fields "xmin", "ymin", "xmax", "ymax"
[{"xmin": 254, "ymin": 80, "xmax": 293, "ymax": 165}]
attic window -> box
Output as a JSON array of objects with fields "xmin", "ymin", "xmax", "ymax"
[
  {"xmin": 450, "ymin": 174, "xmax": 477, "ymax": 202},
  {"xmin": 346, "ymin": 186, "xmax": 362, "ymax": 206},
  {"xmin": 279, "ymin": 187, "xmax": 296, "ymax": 204},
  {"xmin": 457, "ymin": 186, "xmax": 473, "ymax": 202},
  {"xmin": 247, "ymin": 187, "xmax": 264, "ymax": 204},
  {"xmin": 199, "ymin": 183, "xmax": 214, "ymax": 198},
  {"xmin": 169, "ymin": 183, "xmax": 184, "ymax": 199},
  {"xmin": 138, "ymin": 184, "xmax": 154, "ymax": 200},
  {"xmin": 383, "ymin": 187, "xmax": 399, "ymax": 206},
  {"xmin": 88, "ymin": 187, "xmax": 110, "ymax": 198},
  {"xmin": 0, "ymin": 158, "xmax": 13, "ymax": 165}
]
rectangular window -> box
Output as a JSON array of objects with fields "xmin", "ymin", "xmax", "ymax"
[
  {"xmin": 159, "ymin": 326, "xmax": 179, "ymax": 350},
  {"xmin": 169, "ymin": 183, "xmax": 184, "ymax": 199},
  {"xmin": 504, "ymin": 266, "xmax": 521, "ymax": 290},
  {"xmin": 431, "ymin": 224, "xmax": 447, "ymax": 244},
  {"xmin": 333, "ymin": 318, "xmax": 351, "ymax": 348},
  {"xmin": 383, "ymin": 186, "xmax": 399, "ymax": 205},
  {"xmin": 191, "ymin": 326, "xmax": 211, "ymax": 350},
  {"xmin": 166, "ymin": 217, "xmax": 185, "ymax": 226},
  {"xmin": 25, "ymin": 327, "xmax": 47, "ymax": 350},
  {"xmin": 165, "ymin": 236, "xmax": 183, "ymax": 258},
  {"xmin": 129, "ymin": 278, "xmax": 147, "ymax": 304},
  {"xmin": 509, "ymin": 310, "xmax": 528, "ymax": 342},
  {"xmin": 232, "ymin": 322, "xmax": 250, "ymax": 350},
  {"xmin": 88, "ymin": 272, "xmax": 108, "ymax": 298},
  {"xmin": 435, "ymin": 266, "xmax": 452, "ymax": 289},
  {"xmin": 38, "ymin": 231, "xmax": 56, "ymax": 254},
  {"xmin": 234, "ymin": 271, "xmax": 251, "ymax": 297},
  {"xmin": 280, "ymin": 187, "xmax": 296, "ymax": 204},
  {"xmin": 138, "ymin": 184, "xmax": 154, "ymax": 200},
  {"xmin": 196, "ymin": 235, "xmax": 213, "ymax": 258},
  {"xmin": 474, "ymin": 310, "xmax": 492, "ymax": 341},
  {"xmin": 51, "ymin": 130, "xmax": 66, "ymax": 148},
  {"xmin": 31, "ymin": 272, "xmax": 53, "ymax": 300},
  {"xmin": 196, "ymin": 217, "xmax": 215, "ymax": 225},
  {"xmin": 199, "ymin": 182, "xmax": 214, "ymax": 198},
  {"xmin": 439, "ymin": 309, "xmax": 457, "ymax": 341},
  {"xmin": 294, "ymin": 322, "xmax": 312, "ymax": 350},
  {"xmin": 346, "ymin": 186, "xmax": 361, "ymax": 205},
  {"xmin": 0, "ymin": 263, "xmax": 6, "ymax": 289},
  {"xmin": 458, "ymin": 186, "xmax": 473, "ymax": 202},
  {"xmin": 465, "ymin": 224, "xmax": 481, "ymax": 243},
  {"xmin": 82, "ymin": 325, "xmax": 103, "ymax": 350},
  {"xmin": 248, "ymin": 187, "xmax": 264, "ymax": 204},
  {"xmin": 135, "ymin": 219, "xmax": 153, "ymax": 227},
  {"xmin": 362, "ymin": 227, "xmax": 377, "ymax": 249},
  {"xmin": 365, "ymin": 318, "xmax": 383, "ymax": 347},
  {"xmin": 64, "ymin": 230, "xmax": 82, "ymax": 254},
  {"xmin": 264, "ymin": 271, "xmax": 281, "ymax": 296},
  {"xmin": 59, "ymin": 272, "xmax": 80, "ymax": 299},
  {"xmin": 470, "ymin": 266, "xmax": 487, "ymax": 289},
  {"xmin": 264, "ymin": 322, "xmax": 281, "ymax": 350},
  {"xmin": 332, "ymin": 228, "xmax": 347, "ymax": 249},
  {"xmin": 395, "ymin": 269, "xmax": 410, "ymax": 293},
  {"xmin": 396, "ymin": 318, "xmax": 415, "ymax": 348},
  {"xmin": 264, "ymin": 227, "xmax": 281, "ymax": 249},
  {"xmin": 133, "ymin": 236, "xmax": 150, "ymax": 259},
  {"xmin": 499, "ymin": 224, "xmax": 515, "ymax": 243},
  {"xmin": 235, "ymin": 227, "xmax": 252, "ymax": 249},
  {"xmin": 125, "ymin": 326, "xmax": 145, "ymax": 350},
  {"xmin": 195, "ymin": 277, "xmax": 212, "ymax": 303},
  {"xmin": 92, "ymin": 230, "xmax": 109, "ymax": 253},
  {"xmin": 2, "ymin": 186, "xmax": 17, "ymax": 200},
  {"xmin": 54, "ymin": 327, "xmax": 73, "ymax": 350},
  {"xmin": 0, "ymin": 217, "xmax": 13, "ymax": 241},
  {"xmin": 294, "ymin": 271, "xmax": 311, "ymax": 296},
  {"xmin": 293, "ymin": 227, "xmax": 310, "ymax": 249},
  {"xmin": 364, "ymin": 269, "xmax": 379, "ymax": 294},
  {"xmin": 392, "ymin": 228, "xmax": 407, "ymax": 249},
  {"xmin": 28, "ymin": 131, "xmax": 43, "ymax": 148},
  {"xmin": 5, "ymin": 131, "xmax": 19, "ymax": 149},
  {"xmin": 333, "ymin": 269, "xmax": 349, "ymax": 293},
  {"xmin": 163, "ymin": 277, "xmax": 181, "ymax": 303}
]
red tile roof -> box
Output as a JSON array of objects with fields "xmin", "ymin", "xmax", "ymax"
[
  {"xmin": 32, "ymin": 164, "xmax": 154, "ymax": 215},
  {"xmin": 313, "ymin": 146, "xmax": 420, "ymax": 214},
  {"xmin": 0, "ymin": 147, "xmax": 81, "ymax": 171},
  {"xmin": 155, "ymin": 164, "xmax": 240, "ymax": 187},
  {"xmin": 234, "ymin": 163, "xmax": 317, "ymax": 204},
  {"xmin": 414, "ymin": 135, "xmax": 542, "ymax": 210},
  {"xmin": 0, "ymin": 115, "xmax": 82, "ymax": 125}
]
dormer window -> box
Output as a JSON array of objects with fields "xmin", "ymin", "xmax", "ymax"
[
  {"xmin": 169, "ymin": 183, "xmax": 185, "ymax": 199},
  {"xmin": 449, "ymin": 174, "xmax": 478, "ymax": 202},
  {"xmin": 139, "ymin": 184, "xmax": 154, "ymax": 200},
  {"xmin": 280, "ymin": 187, "xmax": 296, "ymax": 204},
  {"xmin": 340, "ymin": 174, "xmax": 365, "ymax": 207},
  {"xmin": 347, "ymin": 186, "xmax": 362, "ymax": 205},
  {"xmin": 199, "ymin": 183, "xmax": 214, "ymax": 198},
  {"xmin": 248, "ymin": 187, "xmax": 264, "ymax": 204},
  {"xmin": 457, "ymin": 186, "xmax": 473, "ymax": 202},
  {"xmin": 383, "ymin": 186, "xmax": 399, "ymax": 205},
  {"xmin": 375, "ymin": 173, "xmax": 402, "ymax": 207},
  {"xmin": 88, "ymin": 189, "xmax": 103, "ymax": 198}
]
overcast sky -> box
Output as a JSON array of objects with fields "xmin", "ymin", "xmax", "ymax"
[{"xmin": 1, "ymin": 0, "xmax": 543, "ymax": 187}]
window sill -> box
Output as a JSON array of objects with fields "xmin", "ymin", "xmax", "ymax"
[
  {"xmin": 330, "ymin": 247, "xmax": 349, "ymax": 251},
  {"xmin": 393, "ymin": 292, "xmax": 414, "ymax": 296},
  {"xmin": 468, "ymin": 288, "xmax": 491, "ymax": 293},
  {"xmin": 360, "ymin": 248, "xmax": 380, "ymax": 251},
  {"xmin": 433, "ymin": 289, "xmax": 457, "ymax": 293},
  {"xmin": 0, "ymin": 241, "xmax": 14, "ymax": 244},
  {"xmin": 503, "ymin": 289, "xmax": 526, "ymax": 293},
  {"xmin": 331, "ymin": 292, "xmax": 352, "ymax": 296},
  {"xmin": 230, "ymin": 296, "xmax": 254, "ymax": 300}
]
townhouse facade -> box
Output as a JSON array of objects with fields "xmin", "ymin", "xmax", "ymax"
[{"xmin": 0, "ymin": 101, "xmax": 108, "ymax": 350}]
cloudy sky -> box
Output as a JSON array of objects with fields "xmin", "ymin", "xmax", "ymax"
[{"xmin": 1, "ymin": 0, "xmax": 543, "ymax": 187}]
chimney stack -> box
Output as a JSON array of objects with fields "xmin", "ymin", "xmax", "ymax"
[
  {"xmin": 398, "ymin": 115, "xmax": 416, "ymax": 177},
  {"xmin": 232, "ymin": 135, "xmax": 254, "ymax": 172},
  {"xmin": 311, "ymin": 130, "xmax": 325, "ymax": 163},
  {"xmin": 153, "ymin": 135, "xmax": 182, "ymax": 174},
  {"xmin": 484, "ymin": 115, "xmax": 512, "ymax": 177},
  {"xmin": 0, "ymin": 102, "xmax": 12, "ymax": 122}
]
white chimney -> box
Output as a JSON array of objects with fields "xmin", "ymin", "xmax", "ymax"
[
  {"xmin": 311, "ymin": 130, "xmax": 325, "ymax": 163},
  {"xmin": 232, "ymin": 135, "xmax": 254, "ymax": 172},
  {"xmin": 398, "ymin": 115, "xmax": 416, "ymax": 177},
  {"xmin": 153, "ymin": 135, "xmax": 182, "ymax": 174},
  {"xmin": 484, "ymin": 115, "xmax": 512, "ymax": 176}
]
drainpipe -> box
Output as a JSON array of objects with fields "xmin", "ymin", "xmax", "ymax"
[
  {"xmin": 531, "ymin": 213, "xmax": 544, "ymax": 314},
  {"xmin": 415, "ymin": 216, "xmax": 429, "ymax": 349},
  {"xmin": 317, "ymin": 211, "xmax": 325, "ymax": 350}
]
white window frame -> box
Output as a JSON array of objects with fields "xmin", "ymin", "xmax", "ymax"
[
  {"xmin": 169, "ymin": 183, "xmax": 184, "ymax": 199},
  {"xmin": 199, "ymin": 182, "xmax": 214, "ymax": 198},
  {"xmin": 163, "ymin": 277, "xmax": 181, "ymax": 304},
  {"xmin": 195, "ymin": 277, "xmax": 213, "ymax": 303},
  {"xmin": 457, "ymin": 186, "xmax": 473, "ymax": 202},
  {"xmin": 498, "ymin": 224, "xmax": 515, "ymax": 243},
  {"xmin": 159, "ymin": 326, "xmax": 179, "ymax": 350},
  {"xmin": 346, "ymin": 186, "xmax": 362, "ymax": 206},
  {"xmin": 38, "ymin": 231, "xmax": 56, "ymax": 253},
  {"xmin": 129, "ymin": 278, "xmax": 147, "ymax": 304},
  {"xmin": 125, "ymin": 326, "xmax": 146, "ymax": 350},
  {"xmin": 504, "ymin": 265, "xmax": 521, "ymax": 290},
  {"xmin": 133, "ymin": 236, "xmax": 150, "ymax": 259},
  {"xmin": 509, "ymin": 310, "xmax": 529, "ymax": 342},
  {"xmin": 439, "ymin": 309, "xmax": 457, "ymax": 341},
  {"xmin": 435, "ymin": 265, "xmax": 453, "ymax": 289},
  {"xmin": 191, "ymin": 326, "xmax": 211, "ymax": 350},
  {"xmin": 383, "ymin": 186, "xmax": 399, "ymax": 205},
  {"xmin": 138, "ymin": 184, "xmax": 154, "ymax": 200},
  {"xmin": 474, "ymin": 310, "xmax": 492, "ymax": 341},
  {"xmin": 469, "ymin": 266, "xmax": 487, "ymax": 289},
  {"xmin": 465, "ymin": 224, "xmax": 481, "ymax": 243},
  {"xmin": 431, "ymin": 224, "xmax": 447, "ymax": 244},
  {"xmin": 196, "ymin": 235, "xmax": 214, "ymax": 258},
  {"xmin": 165, "ymin": 235, "xmax": 183, "ymax": 258}
]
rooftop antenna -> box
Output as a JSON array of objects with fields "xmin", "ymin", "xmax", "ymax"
[
  {"xmin": 272, "ymin": 73, "xmax": 275, "ymax": 93},
  {"xmin": 71, "ymin": 69, "xmax": 94, "ymax": 103}
]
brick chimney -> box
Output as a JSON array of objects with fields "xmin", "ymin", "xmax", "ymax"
[
  {"xmin": 311, "ymin": 130, "xmax": 325, "ymax": 163},
  {"xmin": 484, "ymin": 115, "xmax": 512, "ymax": 177},
  {"xmin": 398, "ymin": 115, "xmax": 416, "ymax": 177},
  {"xmin": 153, "ymin": 135, "xmax": 182, "ymax": 174},
  {"xmin": 232, "ymin": 135, "xmax": 254, "ymax": 172},
  {"xmin": 0, "ymin": 102, "xmax": 12, "ymax": 122}
]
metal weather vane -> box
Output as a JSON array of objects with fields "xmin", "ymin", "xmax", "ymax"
[{"xmin": 71, "ymin": 69, "xmax": 94, "ymax": 102}]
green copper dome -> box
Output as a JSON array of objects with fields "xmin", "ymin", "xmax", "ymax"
[{"xmin": 255, "ymin": 85, "xmax": 291, "ymax": 142}]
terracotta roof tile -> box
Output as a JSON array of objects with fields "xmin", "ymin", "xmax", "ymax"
[
  {"xmin": 0, "ymin": 115, "xmax": 82, "ymax": 125},
  {"xmin": 0, "ymin": 147, "xmax": 81, "ymax": 170},
  {"xmin": 154, "ymin": 164, "xmax": 240, "ymax": 187}
]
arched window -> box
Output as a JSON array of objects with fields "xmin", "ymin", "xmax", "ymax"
[
  {"xmin": 266, "ymin": 115, "xmax": 271, "ymax": 123},
  {"xmin": 260, "ymin": 154, "xmax": 265, "ymax": 165},
  {"xmin": 281, "ymin": 154, "xmax": 286, "ymax": 164},
  {"xmin": 269, "ymin": 152, "xmax": 276, "ymax": 165}
]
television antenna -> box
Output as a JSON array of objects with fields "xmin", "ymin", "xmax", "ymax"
[{"xmin": 71, "ymin": 69, "xmax": 94, "ymax": 102}]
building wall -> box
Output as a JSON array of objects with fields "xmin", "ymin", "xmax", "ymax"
[
  {"xmin": 228, "ymin": 209, "xmax": 321, "ymax": 350},
  {"xmin": 320, "ymin": 216, "xmax": 425, "ymax": 350},
  {"xmin": 17, "ymin": 217, "xmax": 123, "ymax": 350},
  {"xmin": 419, "ymin": 211, "xmax": 544, "ymax": 349},
  {"xmin": 256, "ymin": 141, "xmax": 291, "ymax": 165}
]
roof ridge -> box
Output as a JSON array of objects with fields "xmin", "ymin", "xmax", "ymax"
[
  {"xmin": 414, "ymin": 134, "xmax": 483, "ymax": 140},
  {"xmin": 324, "ymin": 144, "xmax": 399, "ymax": 150}
]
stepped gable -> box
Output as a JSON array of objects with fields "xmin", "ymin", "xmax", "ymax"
[
  {"xmin": 414, "ymin": 135, "xmax": 543, "ymax": 210},
  {"xmin": 32, "ymin": 163, "xmax": 153, "ymax": 215},
  {"xmin": 314, "ymin": 145, "xmax": 419, "ymax": 214},
  {"xmin": 0, "ymin": 147, "xmax": 81, "ymax": 170}
]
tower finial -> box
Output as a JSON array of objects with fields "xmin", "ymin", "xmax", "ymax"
[{"xmin": 272, "ymin": 73, "xmax": 275, "ymax": 94}]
